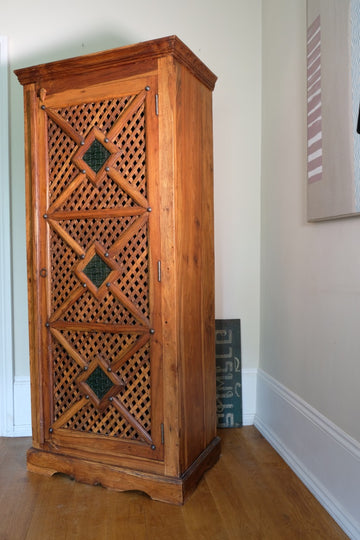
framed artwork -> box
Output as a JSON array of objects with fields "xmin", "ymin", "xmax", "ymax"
[{"xmin": 307, "ymin": 0, "xmax": 360, "ymax": 221}]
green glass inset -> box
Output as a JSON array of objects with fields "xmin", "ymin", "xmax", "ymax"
[
  {"xmin": 83, "ymin": 253, "xmax": 111, "ymax": 288},
  {"xmin": 86, "ymin": 366, "xmax": 113, "ymax": 400},
  {"xmin": 83, "ymin": 139, "xmax": 111, "ymax": 173}
]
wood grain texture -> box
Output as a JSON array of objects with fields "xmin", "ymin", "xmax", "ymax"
[
  {"xmin": 14, "ymin": 36, "xmax": 217, "ymax": 91},
  {"xmin": 0, "ymin": 428, "xmax": 348, "ymax": 539},
  {"xmin": 26, "ymin": 434, "xmax": 220, "ymax": 505},
  {"xmin": 157, "ymin": 55, "xmax": 182, "ymax": 478},
  {"xmin": 15, "ymin": 37, "xmax": 218, "ymax": 503},
  {"xmin": 23, "ymin": 83, "xmax": 44, "ymax": 449},
  {"xmin": 173, "ymin": 61, "xmax": 217, "ymax": 470}
]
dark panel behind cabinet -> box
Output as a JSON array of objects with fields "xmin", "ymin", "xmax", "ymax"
[{"xmin": 215, "ymin": 319, "xmax": 242, "ymax": 428}]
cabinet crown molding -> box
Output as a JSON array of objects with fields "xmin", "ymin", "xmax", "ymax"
[{"xmin": 14, "ymin": 35, "xmax": 217, "ymax": 91}]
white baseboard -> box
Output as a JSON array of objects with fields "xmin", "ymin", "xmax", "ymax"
[
  {"xmin": 255, "ymin": 368, "xmax": 360, "ymax": 540},
  {"xmin": 242, "ymin": 368, "xmax": 257, "ymax": 425},
  {"xmin": 13, "ymin": 377, "xmax": 31, "ymax": 437},
  {"xmin": 11, "ymin": 368, "xmax": 257, "ymax": 436}
]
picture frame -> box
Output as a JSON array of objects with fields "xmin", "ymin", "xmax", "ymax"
[{"xmin": 307, "ymin": 0, "xmax": 360, "ymax": 221}]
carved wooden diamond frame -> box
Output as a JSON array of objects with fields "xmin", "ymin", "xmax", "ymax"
[
  {"xmin": 74, "ymin": 242, "xmax": 120, "ymax": 300},
  {"xmin": 72, "ymin": 126, "xmax": 119, "ymax": 187},
  {"xmin": 77, "ymin": 356, "xmax": 125, "ymax": 413}
]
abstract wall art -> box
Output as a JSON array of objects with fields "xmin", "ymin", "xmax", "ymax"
[{"xmin": 307, "ymin": 0, "xmax": 360, "ymax": 220}]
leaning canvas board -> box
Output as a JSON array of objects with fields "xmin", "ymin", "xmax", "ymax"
[{"xmin": 215, "ymin": 319, "xmax": 242, "ymax": 428}]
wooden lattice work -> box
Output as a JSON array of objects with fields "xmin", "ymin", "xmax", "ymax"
[
  {"xmin": 16, "ymin": 36, "xmax": 220, "ymax": 504},
  {"xmin": 46, "ymin": 92, "xmax": 153, "ymax": 445}
]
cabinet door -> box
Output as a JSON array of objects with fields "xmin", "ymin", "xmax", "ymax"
[{"xmin": 35, "ymin": 75, "xmax": 164, "ymax": 463}]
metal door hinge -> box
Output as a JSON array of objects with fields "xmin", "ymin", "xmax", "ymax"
[
  {"xmin": 155, "ymin": 94, "xmax": 159, "ymax": 116},
  {"xmin": 161, "ymin": 423, "xmax": 164, "ymax": 444},
  {"xmin": 157, "ymin": 261, "xmax": 161, "ymax": 282}
]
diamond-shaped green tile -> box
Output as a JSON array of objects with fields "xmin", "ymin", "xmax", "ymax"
[
  {"xmin": 83, "ymin": 139, "xmax": 111, "ymax": 173},
  {"xmin": 83, "ymin": 253, "xmax": 112, "ymax": 288},
  {"xmin": 86, "ymin": 366, "xmax": 113, "ymax": 400}
]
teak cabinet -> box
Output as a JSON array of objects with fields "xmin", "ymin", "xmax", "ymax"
[{"xmin": 15, "ymin": 35, "xmax": 219, "ymax": 504}]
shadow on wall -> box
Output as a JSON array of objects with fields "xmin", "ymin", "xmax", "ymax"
[{"xmin": 11, "ymin": 30, "xmax": 142, "ymax": 71}]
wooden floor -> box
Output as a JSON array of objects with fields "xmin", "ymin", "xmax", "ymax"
[{"xmin": 0, "ymin": 427, "xmax": 348, "ymax": 539}]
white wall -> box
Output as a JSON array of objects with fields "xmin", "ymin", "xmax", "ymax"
[
  {"xmin": 260, "ymin": 3, "xmax": 360, "ymax": 534},
  {"xmin": 1, "ymin": 0, "xmax": 262, "ymax": 377},
  {"xmin": 260, "ymin": 0, "xmax": 360, "ymax": 456},
  {"xmin": 0, "ymin": 36, "xmax": 14, "ymax": 435}
]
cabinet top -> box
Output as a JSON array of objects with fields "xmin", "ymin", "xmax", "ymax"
[{"xmin": 15, "ymin": 35, "xmax": 217, "ymax": 91}]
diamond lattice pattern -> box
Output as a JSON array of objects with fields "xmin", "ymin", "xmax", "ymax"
[{"xmin": 47, "ymin": 94, "xmax": 152, "ymax": 443}]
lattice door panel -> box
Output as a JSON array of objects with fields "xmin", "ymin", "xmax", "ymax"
[
  {"xmin": 51, "ymin": 332, "xmax": 152, "ymax": 443},
  {"xmin": 41, "ymin": 85, "xmax": 161, "ymax": 457},
  {"xmin": 51, "ymin": 173, "xmax": 139, "ymax": 212}
]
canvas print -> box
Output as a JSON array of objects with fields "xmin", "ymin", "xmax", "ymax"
[
  {"xmin": 215, "ymin": 319, "xmax": 242, "ymax": 428},
  {"xmin": 307, "ymin": 0, "xmax": 360, "ymax": 220}
]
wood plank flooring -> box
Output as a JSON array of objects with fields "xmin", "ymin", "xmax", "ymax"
[{"xmin": 0, "ymin": 427, "xmax": 348, "ymax": 539}]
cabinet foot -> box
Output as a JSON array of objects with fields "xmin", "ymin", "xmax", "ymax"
[{"xmin": 26, "ymin": 436, "xmax": 221, "ymax": 504}]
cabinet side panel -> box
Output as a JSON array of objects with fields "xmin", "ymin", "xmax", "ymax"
[
  {"xmin": 174, "ymin": 63, "xmax": 216, "ymax": 471},
  {"xmin": 158, "ymin": 57, "xmax": 182, "ymax": 477},
  {"xmin": 23, "ymin": 84, "xmax": 45, "ymax": 447},
  {"xmin": 200, "ymin": 84, "xmax": 217, "ymax": 448}
]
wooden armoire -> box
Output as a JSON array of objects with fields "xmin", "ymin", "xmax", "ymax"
[{"xmin": 15, "ymin": 36, "xmax": 219, "ymax": 504}]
